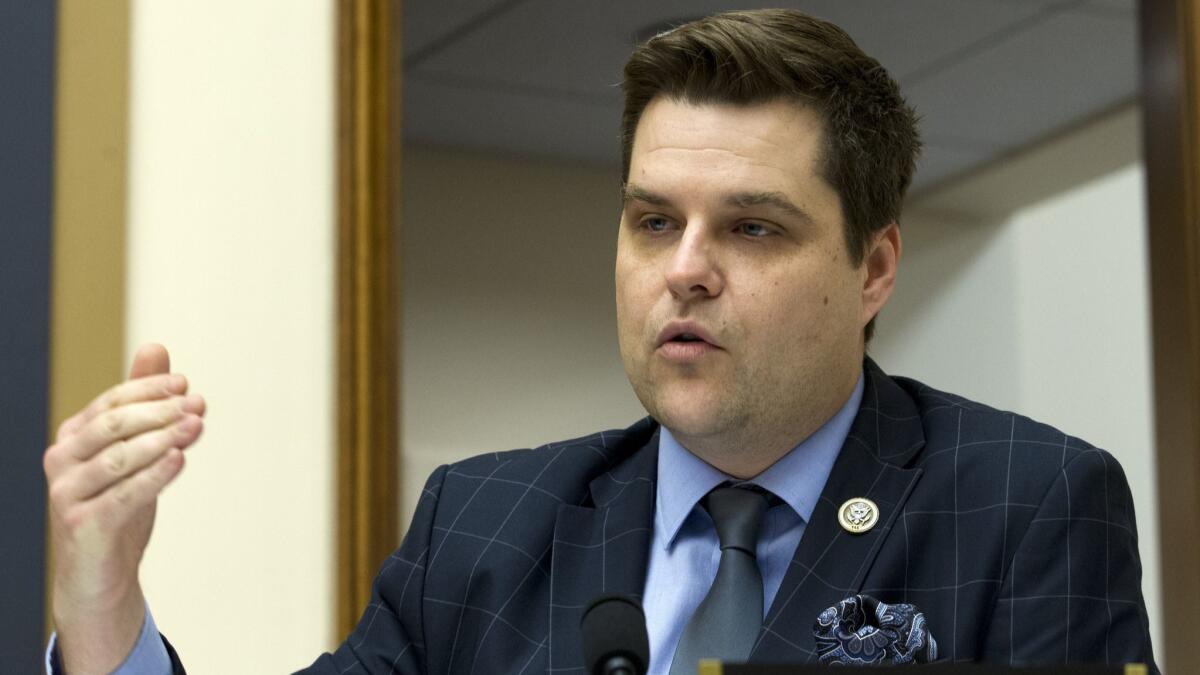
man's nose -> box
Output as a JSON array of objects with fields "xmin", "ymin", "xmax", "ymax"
[{"xmin": 664, "ymin": 226, "xmax": 723, "ymax": 301}]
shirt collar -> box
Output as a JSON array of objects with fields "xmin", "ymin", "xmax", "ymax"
[{"xmin": 655, "ymin": 371, "xmax": 865, "ymax": 548}]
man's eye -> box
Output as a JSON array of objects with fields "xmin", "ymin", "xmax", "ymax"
[
  {"xmin": 641, "ymin": 216, "xmax": 672, "ymax": 232},
  {"xmin": 737, "ymin": 222, "xmax": 772, "ymax": 237}
]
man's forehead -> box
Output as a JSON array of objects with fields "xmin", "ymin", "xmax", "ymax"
[
  {"xmin": 629, "ymin": 98, "xmax": 826, "ymax": 180},
  {"xmin": 625, "ymin": 100, "xmax": 837, "ymax": 217}
]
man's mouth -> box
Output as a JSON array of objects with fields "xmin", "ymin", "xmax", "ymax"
[
  {"xmin": 655, "ymin": 323, "xmax": 722, "ymax": 362},
  {"xmin": 656, "ymin": 322, "xmax": 720, "ymax": 348}
]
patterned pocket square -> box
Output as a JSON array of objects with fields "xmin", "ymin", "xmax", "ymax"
[{"xmin": 813, "ymin": 593, "xmax": 938, "ymax": 665}]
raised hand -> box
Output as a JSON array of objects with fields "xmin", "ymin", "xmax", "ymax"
[{"xmin": 45, "ymin": 344, "xmax": 206, "ymax": 674}]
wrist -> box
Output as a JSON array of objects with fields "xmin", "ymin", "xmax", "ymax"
[{"xmin": 54, "ymin": 585, "xmax": 147, "ymax": 675}]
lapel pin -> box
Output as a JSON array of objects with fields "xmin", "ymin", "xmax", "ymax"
[{"xmin": 838, "ymin": 497, "xmax": 879, "ymax": 534}]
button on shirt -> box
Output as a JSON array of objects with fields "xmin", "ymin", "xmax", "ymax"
[{"xmin": 641, "ymin": 372, "xmax": 864, "ymax": 675}]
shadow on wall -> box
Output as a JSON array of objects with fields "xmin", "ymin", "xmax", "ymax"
[
  {"xmin": 908, "ymin": 104, "xmax": 1141, "ymax": 218},
  {"xmin": 877, "ymin": 212, "xmax": 1010, "ymax": 347}
]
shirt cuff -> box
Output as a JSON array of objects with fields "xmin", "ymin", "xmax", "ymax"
[{"xmin": 45, "ymin": 603, "xmax": 172, "ymax": 675}]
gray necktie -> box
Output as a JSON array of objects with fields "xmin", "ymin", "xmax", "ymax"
[{"xmin": 669, "ymin": 486, "xmax": 770, "ymax": 675}]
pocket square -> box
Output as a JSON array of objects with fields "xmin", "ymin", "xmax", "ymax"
[{"xmin": 813, "ymin": 593, "xmax": 938, "ymax": 665}]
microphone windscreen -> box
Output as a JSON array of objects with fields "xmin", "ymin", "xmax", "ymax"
[{"xmin": 580, "ymin": 594, "xmax": 650, "ymax": 674}]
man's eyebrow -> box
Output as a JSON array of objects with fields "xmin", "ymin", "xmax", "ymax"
[
  {"xmin": 727, "ymin": 191, "xmax": 813, "ymax": 223},
  {"xmin": 621, "ymin": 183, "xmax": 670, "ymax": 206},
  {"xmin": 622, "ymin": 185, "xmax": 813, "ymax": 224}
]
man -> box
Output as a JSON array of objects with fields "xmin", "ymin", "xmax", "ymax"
[{"xmin": 45, "ymin": 9, "xmax": 1157, "ymax": 674}]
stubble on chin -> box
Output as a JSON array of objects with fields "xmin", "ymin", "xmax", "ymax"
[{"xmin": 633, "ymin": 370, "xmax": 751, "ymax": 442}]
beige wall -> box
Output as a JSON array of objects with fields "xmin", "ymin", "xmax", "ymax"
[
  {"xmin": 400, "ymin": 147, "xmax": 646, "ymax": 521},
  {"xmin": 126, "ymin": 1, "xmax": 336, "ymax": 672}
]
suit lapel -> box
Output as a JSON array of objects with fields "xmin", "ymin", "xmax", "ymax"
[
  {"xmin": 548, "ymin": 430, "xmax": 658, "ymax": 672},
  {"xmin": 751, "ymin": 360, "xmax": 926, "ymax": 663}
]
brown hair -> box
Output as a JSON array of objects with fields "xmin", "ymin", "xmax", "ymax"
[{"xmin": 620, "ymin": 9, "xmax": 920, "ymax": 340}]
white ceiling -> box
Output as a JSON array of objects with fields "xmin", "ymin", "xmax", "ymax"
[{"xmin": 401, "ymin": 0, "xmax": 1138, "ymax": 191}]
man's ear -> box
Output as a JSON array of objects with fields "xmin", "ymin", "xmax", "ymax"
[{"xmin": 861, "ymin": 223, "xmax": 901, "ymax": 325}]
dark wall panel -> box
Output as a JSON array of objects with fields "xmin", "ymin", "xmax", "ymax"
[{"xmin": 0, "ymin": 0, "xmax": 56, "ymax": 670}]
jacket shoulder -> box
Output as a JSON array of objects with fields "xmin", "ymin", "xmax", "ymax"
[
  {"xmin": 890, "ymin": 375, "xmax": 1123, "ymax": 500},
  {"xmin": 896, "ymin": 375, "xmax": 1102, "ymax": 456},
  {"xmin": 430, "ymin": 417, "xmax": 658, "ymax": 508}
]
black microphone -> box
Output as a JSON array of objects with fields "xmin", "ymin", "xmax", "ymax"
[{"xmin": 580, "ymin": 594, "xmax": 651, "ymax": 675}]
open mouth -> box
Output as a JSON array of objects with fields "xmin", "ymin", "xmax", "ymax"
[
  {"xmin": 656, "ymin": 323, "xmax": 721, "ymax": 360},
  {"xmin": 656, "ymin": 323, "xmax": 720, "ymax": 350}
]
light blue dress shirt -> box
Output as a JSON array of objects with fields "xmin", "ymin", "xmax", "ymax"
[
  {"xmin": 47, "ymin": 373, "xmax": 863, "ymax": 675},
  {"xmin": 642, "ymin": 372, "xmax": 864, "ymax": 675},
  {"xmin": 46, "ymin": 602, "xmax": 171, "ymax": 674}
]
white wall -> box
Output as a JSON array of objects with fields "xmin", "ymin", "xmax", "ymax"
[
  {"xmin": 874, "ymin": 105, "xmax": 1162, "ymax": 658},
  {"xmin": 126, "ymin": 2, "xmax": 336, "ymax": 672}
]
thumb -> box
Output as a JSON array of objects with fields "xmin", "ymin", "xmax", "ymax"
[{"xmin": 129, "ymin": 343, "xmax": 171, "ymax": 380}]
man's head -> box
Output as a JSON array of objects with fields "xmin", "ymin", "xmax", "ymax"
[
  {"xmin": 614, "ymin": 10, "xmax": 918, "ymax": 474},
  {"xmin": 621, "ymin": 11, "xmax": 920, "ymax": 332}
]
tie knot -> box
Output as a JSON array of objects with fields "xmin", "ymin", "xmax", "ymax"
[{"xmin": 702, "ymin": 485, "xmax": 771, "ymax": 556}]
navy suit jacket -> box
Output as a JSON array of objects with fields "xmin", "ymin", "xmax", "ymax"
[{"xmin": 148, "ymin": 360, "xmax": 1159, "ymax": 673}]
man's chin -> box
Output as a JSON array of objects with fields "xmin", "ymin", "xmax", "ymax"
[{"xmin": 648, "ymin": 392, "xmax": 739, "ymax": 440}]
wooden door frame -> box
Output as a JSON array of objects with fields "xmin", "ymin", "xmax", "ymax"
[
  {"xmin": 1140, "ymin": 0, "xmax": 1200, "ymax": 671},
  {"xmin": 334, "ymin": 0, "xmax": 400, "ymax": 641}
]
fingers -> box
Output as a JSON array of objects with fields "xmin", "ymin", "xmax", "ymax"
[
  {"xmin": 57, "ymin": 343, "xmax": 177, "ymax": 442},
  {"xmin": 86, "ymin": 448, "xmax": 186, "ymax": 532},
  {"xmin": 128, "ymin": 343, "xmax": 170, "ymax": 380},
  {"xmin": 54, "ymin": 414, "xmax": 204, "ymax": 503},
  {"xmin": 51, "ymin": 394, "xmax": 205, "ymax": 469},
  {"xmin": 57, "ymin": 373, "xmax": 189, "ymax": 442}
]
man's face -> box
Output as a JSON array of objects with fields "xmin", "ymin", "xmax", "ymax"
[{"xmin": 615, "ymin": 97, "xmax": 888, "ymax": 461}]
